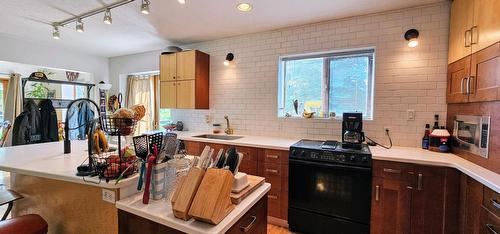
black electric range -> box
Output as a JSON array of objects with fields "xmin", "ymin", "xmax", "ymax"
[{"xmin": 288, "ymin": 140, "xmax": 372, "ymax": 234}]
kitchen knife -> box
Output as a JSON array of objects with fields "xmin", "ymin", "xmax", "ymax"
[
  {"xmin": 216, "ymin": 151, "xmax": 226, "ymax": 168},
  {"xmin": 211, "ymin": 149, "xmax": 224, "ymax": 168},
  {"xmin": 224, "ymin": 147, "xmax": 239, "ymax": 174},
  {"xmin": 233, "ymin": 152, "xmax": 244, "ymax": 174},
  {"xmin": 197, "ymin": 146, "xmax": 211, "ymax": 169}
]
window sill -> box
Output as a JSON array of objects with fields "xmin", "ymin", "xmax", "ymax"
[{"xmin": 278, "ymin": 116, "xmax": 373, "ymax": 121}]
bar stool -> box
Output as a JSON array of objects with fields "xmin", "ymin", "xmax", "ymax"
[{"xmin": 0, "ymin": 189, "xmax": 47, "ymax": 234}]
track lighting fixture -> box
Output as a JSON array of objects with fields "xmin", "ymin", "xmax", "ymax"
[
  {"xmin": 141, "ymin": 0, "xmax": 150, "ymax": 14},
  {"xmin": 224, "ymin": 53, "xmax": 235, "ymax": 66},
  {"xmin": 103, "ymin": 9, "xmax": 112, "ymax": 25},
  {"xmin": 178, "ymin": 0, "xmax": 186, "ymax": 4},
  {"xmin": 404, "ymin": 29, "xmax": 419, "ymax": 48},
  {"xmin": 75, "ymin": 19, "xmax": 84, "ymax": 33},
  {"xmin": 52, "ymin": 25, "xmax": 60, "ymax": 39}
]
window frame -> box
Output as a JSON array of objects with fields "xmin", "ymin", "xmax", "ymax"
[{"xmin": 278, "ymin": 47, "xmax": 375, "ymax": 120}]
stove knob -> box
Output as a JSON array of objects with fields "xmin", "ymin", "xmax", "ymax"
[
  {"xmin": 350, "ymin": 155, "xmax": 356, "ymax": 161},
  {"xmin": 300, "ymin": 151, "xmax": 307, "ymax": 157},
  {"xmin": 361, "ymin": 156, "xmax": 368, "ymax": 162},
  {"xmin": 291, "ymin": 150, "xmax": 297, "ymax": 156}
]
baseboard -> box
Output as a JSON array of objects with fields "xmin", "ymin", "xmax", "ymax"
[{"xmin": 268, "ymin": 216, "xmax": 288, "ymax": 228}]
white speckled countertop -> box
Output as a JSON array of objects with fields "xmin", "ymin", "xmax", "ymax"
[
  {"xmin": 0, "ymin": 140, "xmax": 137, "ymax": 189},
  {"xmin": 175, "ymin": 131, "xmax": 500, "ymax": 193},
  {"xmin": 116, "ymin": 183, "xmax": 271, "ymax": 234}
]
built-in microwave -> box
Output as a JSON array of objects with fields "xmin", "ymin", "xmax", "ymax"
[{"xmin": 452, "ymin": 115, "xmax": 490, "ymax": 158}]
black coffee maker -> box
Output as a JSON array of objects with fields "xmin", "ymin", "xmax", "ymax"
[{"xmin": 342, "ymin": 113, "xmax": 365, "ymax": 149}]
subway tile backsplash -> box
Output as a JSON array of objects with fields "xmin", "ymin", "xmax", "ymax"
[{"xmin": 171, "ymin": 2, "xmax": 450, "ymax": 147}]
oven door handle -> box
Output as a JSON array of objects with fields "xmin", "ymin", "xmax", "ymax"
[{"xmin": 289, "ymin": 159, "xmax": 372, "ymax": 172}]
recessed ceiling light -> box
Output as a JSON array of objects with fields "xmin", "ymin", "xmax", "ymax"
[
  {"xmin": 237, "ymin": 3, "xmax": 252, "ymax": 12},
  {"xmin": 178, "ymin": 0, "xmax": 186, "ymax": 4}
]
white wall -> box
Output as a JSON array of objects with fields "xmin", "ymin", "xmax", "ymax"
[
  {"xmin": 110, "ymin": 2, "xmax": 450, "ymax": 147},
  {"xmin": 0, "ymin": 34, "xmax": 108, "ymax": 83}
]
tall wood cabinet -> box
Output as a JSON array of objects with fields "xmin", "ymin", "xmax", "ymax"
[
  {"xmin": 159, "ymin": 50, "xmax": 209, "ymax": 109},
  {"xmin": 371, "ymin": 160, "xmax": 460, "ymax": 234}
]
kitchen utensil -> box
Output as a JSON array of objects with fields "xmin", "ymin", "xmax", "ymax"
[
  {"xmin": 293, "ymin": 99, "xmax": 299, "ymax": 114},
  {"xmin": 212, "ymin": 149, "xmax": 224, "ymax": 168},
  {"xmin": 158, "ymin": 133, "xmax": 177, "ymax": 162},
  {"xmin": 117, "ymin": 93, "xmax": 123, "ymax": 109},
  {"xmin": 233, "ymin": 152, "xmax": 243, "ymax": 174},
  {"xmin": 224, "ymin": 147, "xmax": 239, "ymax": 174},
  {"xmin": 197, "ymin": 146, "xmax": 211, "ymax": 168},
  {"xmin": 115, "ymin": 159, "xmax": 138, "ymax": 185},
  {"xmin": 133, "ymin": 135, "xmax": 149, "ymax": 160},
  {"xmin": 137, "ymin": 161, "xmax": 146, "ymax": 190},
  {"xmin": 148, "ymin": 132, "xmax": 163, "ymax": 157},
  {"xmin": 216, "ymin": 151, "xmax": 226, "ymax": 168},
  {"xmin": 143, "ymin": 150, "xmax": 157, "ymax": 204}
]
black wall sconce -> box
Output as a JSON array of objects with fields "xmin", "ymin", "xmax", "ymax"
[
  {"xmin": 404, "ymin": 29, "xmax": 419, "ymax": 47},
  {"xmin": 224, "ymin": 53, "xmax": 234, "ymax": 66}
]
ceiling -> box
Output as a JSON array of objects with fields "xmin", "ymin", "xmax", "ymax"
[{"xmin": 0, "ymin": 0, "xmax": 443, "ymax": 57}]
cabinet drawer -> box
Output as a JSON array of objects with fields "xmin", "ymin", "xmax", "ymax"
[
  {"xmin": 373, "ymin": 160, "xmax": 415, "ymax": 182},
  {"xmin": 262, "ymin": 149, "xmax": 288, "ymax": 164},
  {"xmin": 267, "ymin": 189, "xmax": 281, "ymax": 218},
  {"xmin": 484, "ymin": 187, "xmax": 500, "ymax": 218},
  {"xmin": 226, "ymin": 196, "xmax": 267, "ymax": 234},
  {"xmin": 480, "ymin": 206, "xmax": 500, "ymax": 234},
  {"xmin": 261, "ymin": 163, "xmax": 282, "ymax": 189}
]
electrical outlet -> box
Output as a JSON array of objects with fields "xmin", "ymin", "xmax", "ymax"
[
  {"xmin": 102, "ymin": 189, "xmax": 116, "ymax": 204},
  {"xmin": 407, "ymin": 110, "xmax": 415, "ymax": 121}
]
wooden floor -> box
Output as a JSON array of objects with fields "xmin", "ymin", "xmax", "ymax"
[{"xmin": 267, "ymin": 224, "xmax": 292, "ymax": 234}]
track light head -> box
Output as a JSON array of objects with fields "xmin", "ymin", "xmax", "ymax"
[
  {"xmin": 52, "ymin": 25, "xmax": 60, "ymax": 39},
  {"xmin": 178, "ymin": 0, "xmax": 186, "ymax": 4},
  {"xmin": 141, "ymin": 0, "xmax": 150, "ymax": 14},
  {"xmin": 103, "ymin": 9, "xmax": 112, "ymax": 24},
  {"xmin": 75, "ymin": 19, "xmax": 84, "ymax": 33}
]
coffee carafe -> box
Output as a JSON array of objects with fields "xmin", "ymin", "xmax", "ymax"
[{"xmin": 342, "ymin": 113, "xmax": 365, "ymax": 149}]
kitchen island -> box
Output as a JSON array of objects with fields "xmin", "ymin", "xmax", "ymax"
[
  {"xmin": 0, "ymin": 140, "xmax": 139, "ymax": 234},
  {"xmin": 116, "ymin": 183, "xmax": 270, "ymax": 234}
]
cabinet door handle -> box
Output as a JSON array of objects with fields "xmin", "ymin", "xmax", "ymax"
[
  {"xmin": 461, "ymin": 77, "xmax": 467, "ymax": 94},
  {"xmin": 265, "ymin": 169, "xmax": 279, "ymax": 174},
  {"xmin": 383, "ymin": 168, "xmax": 401, "ymax": 174},
  {"xmin": 464, "ymin": 29, "xmax": 472, "ymax": 47},
  {"xmin": 467, "ymin": 76, "xmax": 475, "ymax": 94},
  {"xmin": 417, "ymin": 173, "xmax": 423, "ymax": 191},
  {"xmin": 491, "ymin": 199, "xmax": 500, "ymax": 210},
  {"xmin": 406, "ymin": 186, "xmax": 414, "ymax": 190},
  {"xmin": 486, "ymin": 224, "xmax": 499, "ymax": 234},
  {"xmin": 266, "ymin": 154, "xmax": 279, "ymax": 159},
  {"xmin": 375, "ymin": 185, "xmax": 380, "ymax": 201},
  {"xmin": 471, "ymin": 26, "xmax": 478, "ymax": 45},
  {"xmin": 240, "ymin": 215, "xmax": 257, "ymax": 232},
  {"xmin": 268, "ymin": 195, "xmax": 278, "ymax": 200}
]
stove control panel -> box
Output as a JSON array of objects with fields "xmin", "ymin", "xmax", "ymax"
[{"xmin": 290, "ymin": 147, "xmax": 371, "ymax": 167}]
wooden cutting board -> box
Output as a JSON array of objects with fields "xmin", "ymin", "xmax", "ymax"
[{"xmin": 230, "ymin": 175, "xmax": 265, "ymax": 204}]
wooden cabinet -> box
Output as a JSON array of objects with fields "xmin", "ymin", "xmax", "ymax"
[
  {"xmin": 182, "ymin": 140, "xmax": 289, "ymax": 222},
  {"xmin": 448, "ymin": 0, "xmax": 500, "ymax": 64},
  {"xmin": 458, "ymin": 174, "xmax": 483, "ymax": 234},
  {"xmin": 448, "ymin": 0, "xmax": 473, "ymax": 64},
  {"xmin": 371, "ymin": 177, "xmax": 412, "ymax": 234},
  {"xmin": 371, "ymin": 160, "xmax": 460, "ymax": 234},
  {"xmin": 472, "ymin": 0, "xmax": 500, "ymax": 53},
  {"xmin": 159, "ymin": 50, "xmax": 209, "ymax": 109},
  {"xmin": 480, "ymin": 207, "xmax": 500, "ymax": 234},
  {"xmin": 447, "ymin": 42, "xmax": 500, "ymax": 103},
  {"xmin": 468, "ymin": 42, "xmax": 500, "ymax": 102}
]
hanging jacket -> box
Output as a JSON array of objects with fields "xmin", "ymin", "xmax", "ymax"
[
  {"xmin": 12, "ymin": 111, "xmax": 30, "ymax": 146},
  {"xmin": 39, "ymin": 100, "xmax": 58, "ymax": 142},
  {"xmin": 66, "ymin": 105, "xmax": 79, "ymax": 140},
  {"xmin": 23, "ymin": 99, "xmax": 41, "ymax": 142},
  {"xmin": 77, "ymin": 101, "xmax": 94, "ymax": 139}
]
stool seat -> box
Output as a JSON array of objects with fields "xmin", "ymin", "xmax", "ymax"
[{"xmin": 0, "ymin": 214, "xmax": 48, "ymax": 234}]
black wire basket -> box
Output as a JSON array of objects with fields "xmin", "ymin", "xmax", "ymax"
[
  {"xmin": 99, "ymin": 115, "xmax": 137, "ymax": 136},
  {"xmin": 91, "ymin": 151, "xmax": 138, "ymax": 180}
]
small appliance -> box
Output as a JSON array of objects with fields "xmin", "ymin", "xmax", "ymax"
[
  {"xmin": 452, "ymin": 115, "xmax": 490, "ymax": 158},
  {"xmin": 342, "ymin": 113, "xmax": 365, "ymax": 149}
]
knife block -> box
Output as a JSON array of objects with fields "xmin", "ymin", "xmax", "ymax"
[
  {"xmin": 188, "ymin": 168, "xmax": 235, "ymax": 225},
  {"xmin": 171, "ymin": 167, "xmax": 205, "ymax": 220}
]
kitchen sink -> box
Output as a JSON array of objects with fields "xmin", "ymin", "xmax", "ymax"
[{"xmin": 192, "ymin": 134, "xmax": 243, "ymax": 140}]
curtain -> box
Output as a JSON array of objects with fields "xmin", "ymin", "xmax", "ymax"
[
  {"xmin": 4, "ymin": 73, "xmax": 23, "ymax": 146},
  {"xmin": 126, "ymin": 75, "xmax": 156, "ymax": 135}
]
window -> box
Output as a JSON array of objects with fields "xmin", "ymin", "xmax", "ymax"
[
  {"xmin": 0, "ymin": 79, "xmax": 8, "ymax": 122},
  {"xmin": 159, "ymin": 109, "xmax": 172, "ymax": 127},
  {"xmin": 278, "ymin": 48, "xmax": 374, "ymax": 119}
]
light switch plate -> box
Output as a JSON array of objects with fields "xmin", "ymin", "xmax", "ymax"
[
  {"xmin": 102, "ymin": 189, "xmax": 116, "ymax": 204},
  {"xmin": 407, "ymin": 110, "xmax": 415, "ymax": 120}
]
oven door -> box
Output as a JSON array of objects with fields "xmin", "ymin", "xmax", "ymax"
[{"xmin": 289, "ymin": 158, "xmax": 372, "ymax": 224}]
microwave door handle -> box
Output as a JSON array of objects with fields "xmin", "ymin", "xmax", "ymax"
[{"xmin": 461, "ymin": 77, "xmax": 466, "ymax": 94}]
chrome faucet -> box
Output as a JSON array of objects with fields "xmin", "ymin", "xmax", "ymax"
[{"xmin": 224, "ymin": 115, "xmax": 234, "ymax": 135}]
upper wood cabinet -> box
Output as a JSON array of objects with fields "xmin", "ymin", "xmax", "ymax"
[
  {"xmin": 449, "ymin": 0, "xmax": 473, "ymax": 64},
  {"xmin": 448, "ymin": 0, "xmax": 500, "ymax": 64},
  {"xmin": 447, "ymin": 42, "xmax": 500, "ymax": 103},
  {"xmin": 159, "ymin": 50, "xmax": 209, "ymax": 109}
]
